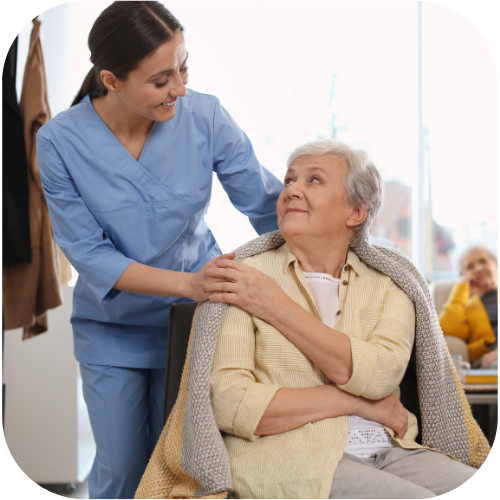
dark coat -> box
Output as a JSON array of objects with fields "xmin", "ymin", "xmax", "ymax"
[{"xmin": 2, "ymin": 37, "xmax": 31, "ymax": 263}]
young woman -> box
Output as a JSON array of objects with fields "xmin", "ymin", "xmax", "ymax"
[{"xmin": 36, "ymin": 2, "xmax": 282, "ymax": 498}]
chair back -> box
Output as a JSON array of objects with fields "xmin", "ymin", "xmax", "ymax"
[
  {"xmin": 430, "ymin": 279, "xmax": 471, "ymax": 361},
  {"xmin": 444, "ymin": 335, "xmax": 470, "ymax": 362},
  {"xmin": 430, "ymin": 280, "xmax": 457, "ymax": 316},
  {"xmin": 163, "ymin": 302, "xmax": 198, "ymax": 426}
]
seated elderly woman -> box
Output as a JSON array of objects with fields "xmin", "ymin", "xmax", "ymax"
[
  {"xmin": 440, "ymin": 246, "xmax": 498, "ymax": 369},
  {"xmin": 206, "ymin": 140, "xmax": 476, "ymax": 499}
]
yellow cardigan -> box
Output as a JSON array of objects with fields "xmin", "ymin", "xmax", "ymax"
[{"xmin": 439, "ymin": 283, "xmax": 497, "ymax": 363}]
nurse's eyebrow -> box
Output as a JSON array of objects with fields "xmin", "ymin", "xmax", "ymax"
[{"xmin": 148, "ymin": 53, "xmax": 189, "ymax": 79}]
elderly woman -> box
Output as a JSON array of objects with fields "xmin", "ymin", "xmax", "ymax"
[
  {"xmin": 206, "ymin": 140, "xmax": 476, "ymax": 499},
  {"xmin": 440, "ymin": 247, "xmax": 498, "ymax": 369}
]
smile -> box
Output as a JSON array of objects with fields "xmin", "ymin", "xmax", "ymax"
[
  {"xmin": 286, "ymin": 208, "xmax": 307, "ymax": 214},
  {"xmin": 159, "ymin": 100, "xmax": 176, "ymax": 107}
]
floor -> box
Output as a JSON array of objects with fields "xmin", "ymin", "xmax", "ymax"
[{"xmin": 39, "ymin": 477, "xmax": 89, "ymax": 499}]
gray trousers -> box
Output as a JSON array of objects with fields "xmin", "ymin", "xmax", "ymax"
[{"xmin": 329, "ymin": 448, "xmax": 476, "ymax": 498}]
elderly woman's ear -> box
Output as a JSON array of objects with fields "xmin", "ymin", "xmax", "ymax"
[{"xmin": 346, "ymin": 206, "xmax": 368, "ymax": 229}]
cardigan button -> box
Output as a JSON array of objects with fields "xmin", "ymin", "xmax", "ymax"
[
  {"xmin": 344, "ymin": 265, "xmax": 349, "ymax": 271},
  {"xmin": 342, "ymin": 280, "xmax": 348, "ymax": 286},
  {"xmin": 336, "ymin": 310, "xmax": 341, "ymax": 316}
]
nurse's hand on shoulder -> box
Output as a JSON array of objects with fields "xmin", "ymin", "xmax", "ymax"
[
  {"xmin": 188, "ymin": 253, "xmax": 237, "ymax": 303},
  {"xmin": 205, "ymin": 259, "xmax": 287, "ymax": 323}
]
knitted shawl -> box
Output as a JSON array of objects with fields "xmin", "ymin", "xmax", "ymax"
[{"xmin": 135, "ymin": 231, "xmax": 490, "ymax": 499}]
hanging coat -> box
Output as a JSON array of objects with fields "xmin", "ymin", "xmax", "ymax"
[
  {"xmin": 2, "ymin": 37, "xmax": 31, "ymax": 263},
  {"xmin": 2, "ymin": 18, "xmax": 69, "ymax": 338}
]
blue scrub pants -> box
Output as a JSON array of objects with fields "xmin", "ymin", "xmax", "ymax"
[{"xmin": 80, "ymin": 363, "xmax": 166, "ymax": 499}]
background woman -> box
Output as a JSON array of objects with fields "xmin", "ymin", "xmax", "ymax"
[
  {"xmin": 36, "ymin": 2, "xmax": 282, "ymax": 498},
  {"xmin": 440, "ymin": 247, "xmax": 498, "ymax": 368}
]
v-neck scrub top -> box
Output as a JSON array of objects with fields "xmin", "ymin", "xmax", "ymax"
[{"xmin": 36, "ymin": 90, "xmax": 283, "ymax": 368}]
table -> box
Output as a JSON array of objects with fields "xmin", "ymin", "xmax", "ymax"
[
  {"xmin": 463, "ymin": 383, "xmax": 498, "ymax": 405},
  {"xmin": 463, "ymin": 383, "xmax": 497, "ymax": 446}
]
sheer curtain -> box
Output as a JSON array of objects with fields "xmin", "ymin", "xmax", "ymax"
[{"xmin": 421, "ymin": 1, "xmax": 497, "ymax": 280}]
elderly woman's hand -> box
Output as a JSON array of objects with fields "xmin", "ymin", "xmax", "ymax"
[
  {"xmin": 480, "ymin": 348, "xmax": 498, "ymax": 368},
  {"xmin": 205, "ymin": 259, "xmax": 288, "ymax": 322},
  {"xmin": 462, "ymin": 277, "xmax": 480, "ymax": 297},
  {"xmin": 356, "ymin": 393, "xmax": 409, "ymax": 439}
]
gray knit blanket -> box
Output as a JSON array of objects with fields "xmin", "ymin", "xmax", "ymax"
[{"xmin": 136, "ymin": 230, "xmax": 489, "ymax": 499}]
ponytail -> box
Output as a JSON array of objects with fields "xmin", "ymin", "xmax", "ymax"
[
  {"xmin": 71, "ymin": 66, "xmax": 107, "ymax": 107},
  {"xmin": 70, "ymin": 2, "xmax": 183, "ymax": 108}
]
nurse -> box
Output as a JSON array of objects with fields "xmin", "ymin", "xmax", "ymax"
[{"xmin": 36, "ymin": 2, "xmax": 282, "ymax": 498}]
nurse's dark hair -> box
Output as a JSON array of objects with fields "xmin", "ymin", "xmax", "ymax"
[{"xmin": 71, "ymin": 1, "xmax": 183, "ymax": 106}]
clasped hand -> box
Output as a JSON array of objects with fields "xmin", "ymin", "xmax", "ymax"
[{"xmin": 359, "ymin": 393, "xmax": 409, "ymax": 439}]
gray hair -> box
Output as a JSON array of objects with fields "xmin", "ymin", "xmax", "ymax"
[
  {"xmin": 287, "ymin": 140, "xmax": 384, "ymax": 247},
  {"xmin": 458, "ymin": 245, "xmax": 497, "ymax": 275}
]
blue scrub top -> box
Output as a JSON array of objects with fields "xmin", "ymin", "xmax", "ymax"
[{"xmin": 36, "ymin": 89, "xmax": 283, "ymax": 368}]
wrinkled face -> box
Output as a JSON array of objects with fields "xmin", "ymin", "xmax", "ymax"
[
  {"xmin": 277, "ymin": 154, "xmax": 354, "ymax": 241},
  {"xmin": 461, "ymin": 249, "xmax": 498, "ymax": 293},
  {"xmin": 112, "ymin": 31, "xmax": 189, "ymax": 122}
]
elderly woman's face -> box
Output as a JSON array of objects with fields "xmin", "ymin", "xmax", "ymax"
[
  {"xmin": 461, "ymin": 249, "xmax": 498, "ymax": 293},
  {"xmin": 277, "ymin": 154, "xmax": 353, "ymax": 240}
]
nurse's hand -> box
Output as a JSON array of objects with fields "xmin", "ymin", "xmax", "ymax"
[
  {"xmin": 187, "ymin": 253, "xmax": 236, "ymax": 303},
  {"xmin": 205, "ymin": 259, "xmax": 287, "ymax": 323}
]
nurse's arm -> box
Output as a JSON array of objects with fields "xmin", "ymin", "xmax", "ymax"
[
  {"xmin": 37, "ymin": 133, "xmax": 233, "ymax": 304},
  {"xmin": 114, "ymin": 254, "xmax": 234, "ymax": 303},
  {"xmin": 212, "ymin": 99, "xmax": 283, "ymax": 235}
]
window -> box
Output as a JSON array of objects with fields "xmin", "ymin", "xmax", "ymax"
[{"xmin": 421, "ymin": 2, "xmax": 497, "ymax": 280}]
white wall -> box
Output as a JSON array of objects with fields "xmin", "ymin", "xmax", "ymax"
[
  {"xmin": 4, "ymin": 287, "xmax": 95, "ymax": 485},
  {"xmin": 15, "ymin": 3, "xmax": 71, "ymax": 115}
]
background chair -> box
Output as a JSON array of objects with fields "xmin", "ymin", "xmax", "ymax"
[
  {"xmin": 431, "ymin": 280, "xmax": 456, "ymax": 316},
  {"xmin": 163, "ymin": 302, "xmax": 198, "ymax": 426},
  {"xmin": 430, "ymin": 279, "xmax": 469, "ymax": 361}
]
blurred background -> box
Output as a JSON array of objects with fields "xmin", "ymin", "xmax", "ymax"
[{"xmin": 12, "ymin": 0, "xmax": 498, "ymax": 281}]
